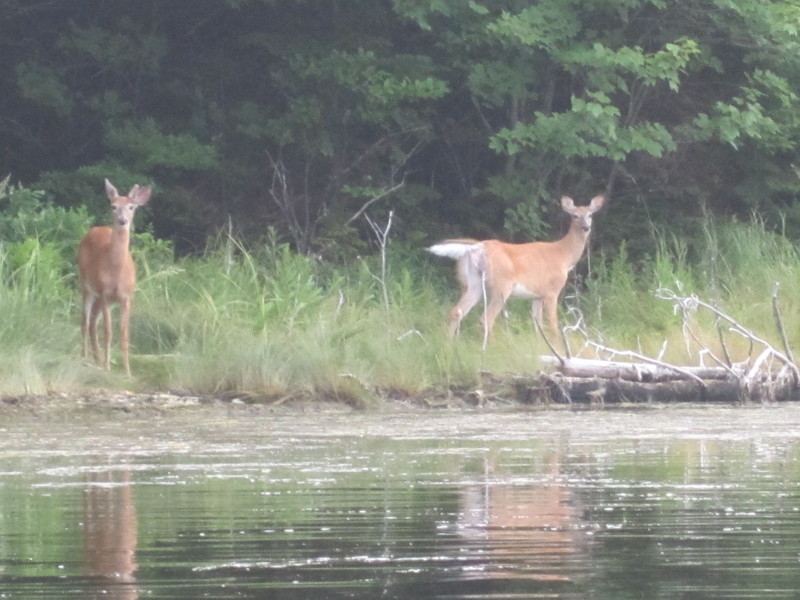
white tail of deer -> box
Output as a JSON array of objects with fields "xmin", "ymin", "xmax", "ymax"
[
  {"xmin": 428, "ymin": 195, "xmax": 605, "ymax": 346},
  {"xmin": 78, "ymin": 179, "xmax": 152, "ymax": 375}
]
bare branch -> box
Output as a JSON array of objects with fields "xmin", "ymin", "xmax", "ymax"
[
  {"xmin": 772, "ymin": 281, "xmax": 795, "ymax": 365},
  {"xmin": 655, "ymin": 285, "xmax": 800, "ymax": 384},
  {"xmin": 265, "ymin": 150, "xmax": 319, "ymax": 254},
  {"xmin": 346, "ymin": 178, "xmax": 405, "ymax": 226},
  {"xmin": 364, "ymin": 210, "xmax": 394, "ymax": 312},
  {"xmin": 325, "ymin": 126, "xmax": 427, "ymax": 199}
]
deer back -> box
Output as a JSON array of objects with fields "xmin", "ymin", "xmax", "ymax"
[{"xmin": 482, "ymin": 195, "xmax": 604, "ymax": 298}]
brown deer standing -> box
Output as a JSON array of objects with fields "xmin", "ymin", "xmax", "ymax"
[
  {"xmin": 428, "ymin": 195, "xmax": 605, "ymax": 346},
  {"xmin": 78, "ymin": 179, "xmax": 152, "ymax": 375}
]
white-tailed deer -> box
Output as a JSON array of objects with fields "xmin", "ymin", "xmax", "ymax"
[
  {"xmin": 78, "ymin": 179, "xmax": 152, "ymax": 375},
  {"xmin": 428, "ymin": 195, "xmax": 605, "ymax": 345}
]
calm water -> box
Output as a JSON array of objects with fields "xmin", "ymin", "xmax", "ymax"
[{"xmin": 1, "ymin": 404, "xmax": 800, "ymax": 599}]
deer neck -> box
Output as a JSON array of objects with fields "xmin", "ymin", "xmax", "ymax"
[
  {"xmin": 109, "ymin": 225, "xmax": 132, "ymax": 266},
  {"xmin": 553, "ymin": 224, "xmax": 591, "ymax": 268}
]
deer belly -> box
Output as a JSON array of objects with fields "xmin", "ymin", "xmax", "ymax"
[{"xmin": 510, "ymin": 283, "xmax": 541, "ymax": 299}]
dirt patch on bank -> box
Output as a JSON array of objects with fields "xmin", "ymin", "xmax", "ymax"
[
  {"xmin": 0, "ymin": 391, "xmax": 361, "ymax": 419},
  {"xmin": 0, "ymin": 378, "xmax": 544, "ymax": 419}
]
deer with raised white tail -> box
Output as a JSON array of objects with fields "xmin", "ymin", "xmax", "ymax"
[
  {"xmin": 428, "ymin": 195, "xmax": 605, "ymax": 346},
  {"xmin": 78, "ymin": 179, "xmax": 152, "ymax": 375}
]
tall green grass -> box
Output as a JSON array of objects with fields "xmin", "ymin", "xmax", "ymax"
[
  {"xmin": 0, "ymin": 240, "xmax": 84, "ymax": 394},
  {"xmin": 581, "ymin": 215, "xmax": 800, "ymax": 364},
  {"xmin": 2, "ymin": 214, "xmax": 800, "ymax": 401},
  {"xmin": 132, "ymin": 238, "xmax": 517, "ymax": 401}
]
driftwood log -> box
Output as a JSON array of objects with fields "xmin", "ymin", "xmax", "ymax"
[
  {"xmin": 537, "ymin": 356, "xmax": 798, "ymax": 404},
  {"xmin": 522, "ymin": 285, "xmax": 800, "ymax": 405}
]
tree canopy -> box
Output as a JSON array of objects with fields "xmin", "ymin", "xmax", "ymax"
[{"xmin": 1, "ymin": 0, "xmax": 798, "ymax": 257}]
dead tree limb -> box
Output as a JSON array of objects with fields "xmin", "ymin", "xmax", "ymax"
[
  {"xmin": 656, "ymin": 285, "xmax": 800, "ymax": 385},
  {"xmin": 364, "ymin": 210, "xmax": 394, "ymax": 312},
  {"xmin": 534, "ymin": 287, "xmax": 800, "ymax": 404},
  {"xmin": 772, "ymin": 281, "xmax": 795, "ymax": 365}
]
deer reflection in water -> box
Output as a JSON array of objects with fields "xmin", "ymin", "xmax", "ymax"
[
  {"xmin": 459, "ymin": 451, "xmax": 588, "ymax": 585},
  {"xmin": 82, "ymin": 468, "xmax": 139, "ymax": 600}
]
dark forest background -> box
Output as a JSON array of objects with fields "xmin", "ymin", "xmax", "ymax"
[{"xmin": 2, "ymin": 0, "xmax": 799, "ymax": 260}]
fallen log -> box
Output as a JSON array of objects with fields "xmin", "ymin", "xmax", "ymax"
[
  {"xmin": 539, "ymin": 356, "xmax": 731, "ymax": 382},
  {"xmin": 519, "ymin": 286, "xmax": 800, "ymax": 405},
  {"xmin": 533, "ymin": 356, "xmax": 798, "ymax": 404},
  {"xmin": 538, "ymin": 373, "xmax": 739, "ymax": 404}
]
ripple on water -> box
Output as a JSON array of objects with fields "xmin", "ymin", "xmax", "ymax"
[{"xmin": 1, "ymin": 405, "xmax": 800, "ymax": 599}]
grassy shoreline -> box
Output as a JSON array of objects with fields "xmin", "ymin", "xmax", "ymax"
[{"xmin": 2, "ymin": 211, "xmax": 800, "ymax": 405}]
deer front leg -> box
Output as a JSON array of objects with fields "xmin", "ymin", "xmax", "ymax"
[
  {"xmin": 541, "ymin": 295, "xmax": 561, "ymax": 344},
  {"xmin": 119, "ymin": 297, "xmax": 132, "ymax": 376},
  {"xmin": 101, "ymin": 303, "xmax": 112, "ymax": 371},
  {"xmin": 531, "ymin": 298, "xmax": 543, "ymax": 331},
  {"xmin": 87, "ymin": 300, "xmax": 104, "ymax": 366},
  {"xmin": 82, "ymin": 294, "xmax": 94, "ymax": 360}
]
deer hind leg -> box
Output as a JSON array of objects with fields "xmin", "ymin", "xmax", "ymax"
[
  {"xmin": 449, "ymin": 284, "xmax": 483, "ymax": 337},
  {"xmin": 85, "ymin": 298, "xmax": 105, "ymax": 366},
  {"xmin": 480, "ymin": 291, "xmax": 509, "ymax": 341},
  {"xmin": 448, "ymin": 254, "xmax": 486, "ymax": 337}
]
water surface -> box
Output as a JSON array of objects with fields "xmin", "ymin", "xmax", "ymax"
[{"xmin": 1, "ymin": 404, "xmax": 800, "ymax": 598}]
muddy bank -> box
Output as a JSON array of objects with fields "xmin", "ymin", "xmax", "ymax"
[
  {"xmin": 0, "ymin": 391, "xmax": 354, "ymax": 419},
  {"xmin": 2, "ymin": 366, "xmax": 796, "ymax": 419},
  {"xmin": 0, "ymin": 387, "xmax": 501, "ymax": 419}
]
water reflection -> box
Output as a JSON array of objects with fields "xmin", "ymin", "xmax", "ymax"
[
  {"xmin": 459, "ymin": 450, "xmax": 587, "ymax": 590},
  {"xmin": 82, "ymin": 468, "xmax": 139, "ymax": 600},
  {"xmin": 2, "ymin": 407, "xmax": 800, "ymax": 599}
]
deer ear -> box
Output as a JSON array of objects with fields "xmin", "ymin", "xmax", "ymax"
[
  {"xmin": 589, "ymin": 195, "xmax": 605, "ymax": 211},
  {"xmin": 104, "ymin": 179, "xmax": 119, "ymax": 202},
  {"xmin": 132, "ymin": 186, "xmax": 152, "ymax": 206},
  {"xmin": 560, "ymin": 196, "xmax": 576, "ymax": 212}
]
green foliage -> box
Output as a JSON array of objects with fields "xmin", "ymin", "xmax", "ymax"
[
  {"xmin": 15, "ymin": 62, "xmax": 72, "ymax": 116},
  {"xmin": 691, "ymin": 69, "xmax": 798, "ymax": 150},
  {"xmin": 106, "ymin": 119, "xmax": 219, "ymax": 171},
  {"xmin": 3, "ymin": 0, "xmax": 800, "ymax": 253},
  {"xmin": 5, "ymin": 239, "xmax": 67, "ymax": 299},
  {"xmin": 489, "ymin": 32, "xmax": 692, "ymax": 160},
  {"xmin": 488, "ymin": 1, "xmax": 581, "ymax": 50},
  {"xmin": 0, "ymin": 182, "xmax": 91, "ymax": 264},
  {"xmin": 491, "ymin": 93, "xmax": 677, "ymax": 160},
  {"xmin": 60, "ymin": 19, "xmax": 167, "ymax": 74},
  {"xmin": 558, "ymin": 38, "xmax": 701, "ymax": 93}
]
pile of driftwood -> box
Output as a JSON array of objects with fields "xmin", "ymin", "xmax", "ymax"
[{"xmin": 537, "ymin": 285, "xmax": 800, "ymax": 404}]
